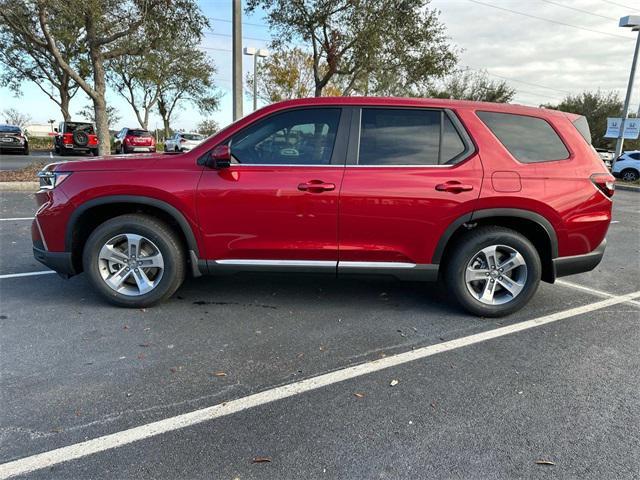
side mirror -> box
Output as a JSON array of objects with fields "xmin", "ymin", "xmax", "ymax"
[
  {"xmin": 53, "ymin": 128, "xmax": 58, "ymax": 133},
  {"xmin": 209, "ymin": 144, "xmax": 231, "ymax": 169}
]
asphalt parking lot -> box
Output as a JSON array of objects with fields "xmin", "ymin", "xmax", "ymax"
[
  {"xmin": 0, "ymin": 189, "xmax": 638, "ymax": 479},
  {"xmin": 0, "ymin": 152, "xmax": 52, "ymax": 172}
]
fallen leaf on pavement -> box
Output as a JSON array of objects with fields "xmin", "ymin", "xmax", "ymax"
[
  {"xmin": 353, "ymin": 392, "xmax": 365, "ymax": 399},
  {"xmin": 212, "ymin": 371, "xmax": 227, "ymax": 377},
  {"xmin": 535, "ymin": 460, "xmax": 556, "ymax": 466},
  {"xmin": 430, "ymin": 401, "xmax": 437, "ymax": 409},
  {"xmin": 389, "ymin": 379, "xmax": 399, "ymax": 387},
  {"xmin": 138, "ymin": 343, "xmax": 151, "ymax": 347},
  {"xmin": 252, "ymin": 456, "xmax": 272, "ymax": 463}
]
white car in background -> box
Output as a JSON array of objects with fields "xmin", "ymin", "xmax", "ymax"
[
  {"xmin": 164, "ymin": 132, "xmax": 206, "ymax": 152},
  {"xmin": 612, "ymin": 151, "xmax": 640, "ymax": 182}
]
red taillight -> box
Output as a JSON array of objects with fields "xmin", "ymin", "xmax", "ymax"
[{"xmin": 590, "ymin": 173, "xmax": 615, "ymax": 198}]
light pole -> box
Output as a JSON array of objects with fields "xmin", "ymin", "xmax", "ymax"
[
  {"xmin": 243, "ymin": 47, "xmax": 269, "ymax": 111},
  {"xmin": 615, "ymin": 16, "xmax": 640, "ymax": 159},
  {"xmin": 232, "ymin": 0, "xmax": 243, "ymax": 121}
]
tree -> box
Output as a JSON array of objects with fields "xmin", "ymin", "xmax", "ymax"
[
  {"xmin": 156, "ymin": 48, "xmax": 220, "ymax": 137},
  {"xmin": 0, "ymin": 6, "xmax": 87, "ymax": 121},
  {"xmin": 247, "ymin": 0, "xmax": 457, "ymax": 97},
  {"xmin": 3, "ymin": 108, "xmax": 31, "ymax": 127},
  {"xmin": 430, "ymin": 70, "xmax": 516, "ymax": 103},
  {"xmin": 542, "ymin": 91, "xmax": 622, "ymax": 149},
  {"xmin": 108, "ymin": 53, "xmax": 162, "ymax": 130},
  {"xmin": 246, "ymin": 46, "xmax": 342, "ymax": 103},
  {"xmin": 76, "ymin": 103, "xmax": 120, "ymax": 129},
  {"xmin": 197, "ymin": 119, "xmax": 220, "ymax": 137},
  {"xmin": 0, "ymin": 0, "xmax": 208, "ymax": 155}
]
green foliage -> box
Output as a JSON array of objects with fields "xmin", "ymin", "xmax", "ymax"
[
  {"xmin": 156, "ymin": 47, "xmax": 220, "ymax": 136},
  {"xmin": 429, "ymin": 70, "xmax": 516, "ymax": 103},
  {"xmin": 247, "ymin": 0, "xmax": 457, "ymax": 97},
  {"xmin": 246, "ymin": 47, "xmax": 343, "ymax": 103},
  {"xmin": 542, "ymin": 91, "xmax": 623, "ymax": 149},
  {"xmin": 197, "ymin": 119, "xmax": 220, "ymax": 137}
]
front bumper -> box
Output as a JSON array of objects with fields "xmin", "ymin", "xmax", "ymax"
[
  {"xmin": 552, "ymin": 239, "xmax": 606, "ymax": 279},
  {"xmin": 33, "ymin": 247, "xmax": 75, "ymax": 278}
]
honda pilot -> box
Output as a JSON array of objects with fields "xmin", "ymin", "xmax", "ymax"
[{"xmin": 32, "ymin": 98, "xmax": 614, "ymax": 316}]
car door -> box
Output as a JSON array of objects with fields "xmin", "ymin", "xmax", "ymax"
[
  {"xmin": 196, "ymin": 107, "xmax": 350, "ymax": 273},
  {"xmin": 337, "ymin": 107, "xmax": 483, "ymax": 279}
]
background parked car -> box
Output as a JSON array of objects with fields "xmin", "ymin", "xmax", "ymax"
[
  {"xmin": 164, "ymin": 132, "xmax": 205, "ymax": 152},
  {"xmin": 0, "ymin": 124, "xmax": 29, "ymax": 154},
  {"xmin": 114, "ymin": 128, "xmax": 156, "ymax": 154},
  {"xmin": 595, "ymin": 147, "xmax": 614, "ymax": 170},
  {"xmin": 54, "ymin": 121, "xmax": 98, "ymax": 156},
  {"xmin": 612, "ymin": 150, "xmax": 640, "ymax": 182}
]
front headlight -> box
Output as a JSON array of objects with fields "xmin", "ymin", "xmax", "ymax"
[{"xmin": 37, "ymin": 171, "xmax": 72, "ymax": 190}]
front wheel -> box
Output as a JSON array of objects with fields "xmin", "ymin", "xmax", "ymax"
[
  {"xmin": 83, "ymin": 214, "xmax": 186, "ymax": 307},
  {"xmin": 445, "ymin": 226, "xmax": 541, "ymax": 317},
  {"xmin": 621, "ymin": 169, "xmax": 639, "ymax": 182}
]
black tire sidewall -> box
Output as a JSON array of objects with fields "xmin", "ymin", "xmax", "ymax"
[
  {"xmin": 446, "ymin": 228, "xmax": 542, "ymax": 317},
  {"xmin": 82, "ymin": 215, "xmax": 185, "ymax": 307}
]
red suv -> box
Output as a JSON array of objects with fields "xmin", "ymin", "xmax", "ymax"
[
  {"xmin": 32, "ymin": 98, "xmax": 614, "ymax": 316},
  {"xmin": 114, "ymin": 128, "xmax": 156, "ymax": 154},
  {"xmin": 54, "ymin": 121, "xmax": 99, "ymax": 156}
]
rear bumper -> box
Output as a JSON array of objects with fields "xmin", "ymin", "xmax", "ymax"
[
  {"xmin": 552, "ymin": 239, "xmax": 606, "ymax": 279},
  {"xmin": 33, "ymin": 247, "xmax": 75, "ymax": 278}
]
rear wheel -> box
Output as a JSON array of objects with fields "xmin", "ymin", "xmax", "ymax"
[
  {"xmin": 83, "ymin": 214, "xmax": 186, "ymax": 307},
  {"xmin": 445, "ymin": 226, "xmax": 541, "ymax": 317},
  {"xmin": 23, "ymin": 143, "xmax": 29, "ymax": 155},
  {"xmin": 621, "ymin": 168, "xmax": 639, "ymax": 182}
]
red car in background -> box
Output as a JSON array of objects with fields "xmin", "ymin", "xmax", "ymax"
[
  {"xmin": 114, "ymin": 128, "xmax": 156, "ymax": 154},
  {"xmin": 32, "ymin": 97, "xmax": 614, "ymax": 316}
]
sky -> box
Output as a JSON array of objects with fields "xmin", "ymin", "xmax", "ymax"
[{"xmin": 1, "ymin": 0, "xmax": 639, "ymax": 133}]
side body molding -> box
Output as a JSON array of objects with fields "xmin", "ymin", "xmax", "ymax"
[
  {"xmin": 431, "ymin": 208, "xmax": 559, "ymax": 264},
  {"xmin": 65, "ymin": 195, "xmax": 201, "ymax": 256}
]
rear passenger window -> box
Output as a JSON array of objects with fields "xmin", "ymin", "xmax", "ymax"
[
  {"xmin": 477, "ymin": 111, "xmax": 569, "ymax": 163},
  {"xmin": 358, "ymin": 109, "xmax": 468, "ymax": 166}
]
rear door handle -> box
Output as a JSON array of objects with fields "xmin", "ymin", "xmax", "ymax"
[
  {"xmin": 298, "ymin": 180, "xmax": 336, "ymax": 193},
  {"xmin": 435, "ymin": 181, "xmax": 474, "ymax": 193}
]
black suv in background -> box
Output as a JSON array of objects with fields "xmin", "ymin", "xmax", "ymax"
[
  {"xmin": 0, "ymin": 124, "xmax": 29, "ymax": 154},
  {"xmin": 54, "ymin": 121, "xmax": 99, "ymax": 156}
]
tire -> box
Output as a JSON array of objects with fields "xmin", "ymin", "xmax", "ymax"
[
  {"xmin": 23, "ymin": 143, "xmax": 29, "ymax": 155},
  {"xmin": 444, "ymin": 226, "xmax": 541, "ymax": 317},
  {"xmin": 163, "ymin": 144, "xmax": 168, "ymax": 152},
  {"xmin": 621, "ymin": 168, "xmax": 639, "ymax": 182},
  {"xmin": 82, "ymin": 214, "xmax": 186, "ymax": 307},
  {"xmin": 174, "ymin": 146, "xmax": 179, "ymax": 152},
  {"xmin": 90, "ymin": 148, "xmax": 98, "ymax": 156}
]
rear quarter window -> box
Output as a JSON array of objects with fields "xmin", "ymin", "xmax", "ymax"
[{"xmin": 477, "ymin": 111, "xmax": 569, "ymax": 163}]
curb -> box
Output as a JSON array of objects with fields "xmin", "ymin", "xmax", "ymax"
[
  {"xmin": 0, "ymin": 182, "xmax": 39, "ymax": 191},
  {"xmin": 616, "ymin": 183, "xmax": 640, "ymax": 193}
]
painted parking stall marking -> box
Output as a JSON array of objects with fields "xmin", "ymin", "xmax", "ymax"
[
  {"xmin": 0, "ymin": 271, "xmax": 55, "ymax": 280},
  {"xmin": 1, "ymin": 290, "xmax": 638, "ymax": 480}
]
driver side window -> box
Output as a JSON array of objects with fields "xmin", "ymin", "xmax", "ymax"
[{"xmin": 230, "ymin": 108, "xmax": 341, "ymax": 165}]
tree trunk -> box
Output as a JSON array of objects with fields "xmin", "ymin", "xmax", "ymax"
[
  {"xmin": 59, "ymin": 87, "xmax": 71, "ymax": 121},
  {"xmin": 314, "ymin": 84, "xmax": 323, "ymax": 97},
  {"xmin": 162, "ymin": 117, "xmax": 170, "ymax": 138},
  {"xmin": 89, "ymin": 47, "xmax": 110, "ymax": 155},
  {"xmin": 158, "ymin": 98, "xmax": 170, "ymax": 137}
]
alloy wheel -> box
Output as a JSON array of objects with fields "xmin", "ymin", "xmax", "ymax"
[
  {"xmin": 98, "ymin": 233, "xmax": 164, "ymax": 296},
  {"xmin": 464, "ymin": 244, "xmax": 528, "ymax": 305}
]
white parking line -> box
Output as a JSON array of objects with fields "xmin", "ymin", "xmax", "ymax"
[
  {"xmin": 1, "ymin": 290, "xmax": 638, "ymax": 479},
  {"xmin": 0, "ymin": 271, "xmax": 55, "ymax": 279},
  {"xmin": 0, "ymin": 217, "xmax": 34, "ymax": 221},
  {"xmin": 556, "ymin": 279, "xmax": 640, "ymax": 307}
]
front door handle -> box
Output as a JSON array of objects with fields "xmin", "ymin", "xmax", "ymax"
[
  {"xmin": 435, "ymin": 181, "xmax": 474, "ymax": 193},
  {"xmin": 298, "ymin": 180, "xmax": 336, "ymax": 193}
]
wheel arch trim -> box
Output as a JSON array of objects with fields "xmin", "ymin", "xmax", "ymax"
[
  {"xmin": 65, "ymin": 195, "xmax": 200, "ymax": 256},
  {"xmin": 432, "ymin": 208, "xmax": 558, "ymax": 264}
]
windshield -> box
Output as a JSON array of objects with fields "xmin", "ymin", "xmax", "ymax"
[
  {"xmin": 64, "ymin": 123, "xmax": 95, "ymax": 134},
  {"xmin": 183, "ymin": 134, "xmax": 204, "ymax": 141},
  {"xmin": 0, "ymin": 125, "xmax": 21, "ymax": 134}
]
